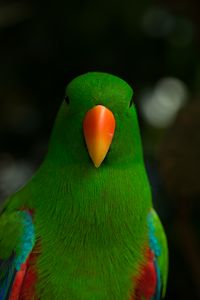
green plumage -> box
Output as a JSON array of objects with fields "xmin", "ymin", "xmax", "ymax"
[{"xmin": 0, "ymin": 72, "xmax": 168, "ymax": 300}]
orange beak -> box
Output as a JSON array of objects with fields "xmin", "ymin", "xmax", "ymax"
[{"xmin": 83, "ymin": 105, "xmax": 116, "ymax": 168}]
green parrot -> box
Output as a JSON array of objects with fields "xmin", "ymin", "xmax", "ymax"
[{"xmin": 0, "ymin": 72, "xmax": 168, "ymax": 300}]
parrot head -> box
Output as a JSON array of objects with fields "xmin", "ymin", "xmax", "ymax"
[{"xmin": 48, "ymin": 72, "xmax": 143, "ymax": 169}]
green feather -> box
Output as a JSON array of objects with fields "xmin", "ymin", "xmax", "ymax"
[
  {"xmin": 0, "ymin": 72, "xmax": 167, "ymax": 300},
  {"xmin": 0, "ymin": 212, "xmax": 24, "ymax": 259}
]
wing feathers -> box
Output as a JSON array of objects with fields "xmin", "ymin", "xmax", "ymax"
[{"xmin": 0, "ymin": 210, "xmax": 35, "ymax": 300}]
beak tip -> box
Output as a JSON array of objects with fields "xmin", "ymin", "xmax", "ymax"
[
  {"xmin": 94, "ymin": 163, "xmax": 101, "ymax": 168},
  {"xmin": 93, "ymin": 158, "xmax": 102, "ymax": 168}
]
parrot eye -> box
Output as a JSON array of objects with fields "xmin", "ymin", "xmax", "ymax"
[
  {"xmin": 64, "ymin": 95, "xmax": 70, "ymax": 104},
  {"xmin": 129, "ymin": 96, "xmax": 134, "ymax": 107}
]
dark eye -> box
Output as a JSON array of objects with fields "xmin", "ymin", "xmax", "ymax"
[
  {"xmin": 64, "ymin": 95, "xmax": 70, "ymax": 104},
  {"xmin": 129, "ymin": 96, "xmax": 134, "ymax": 107}
]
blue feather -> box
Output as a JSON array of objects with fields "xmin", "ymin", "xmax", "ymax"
[
  {"xmin": 148, "ymin": 214, "xmax": 161, "ymax": 257},
  {"xmin": 152, "ymin": 260, "xmax": 161, "ymax": 300},
  {"xmin": 14, "ymin": 211, "xmax": 35, "ymax": 271},
  {"xmin": 148, "ymin": 213, "xmax": 162, "ymax": 300}
]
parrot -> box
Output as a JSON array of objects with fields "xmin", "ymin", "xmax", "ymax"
[{"xmin": 0, "ymin": 72, "xmax": 168, "ymax": 300}]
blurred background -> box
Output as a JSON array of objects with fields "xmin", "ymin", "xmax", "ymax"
[{"xmin": 0, "ymin": 0, "xmax": 200, "ymax": 298}]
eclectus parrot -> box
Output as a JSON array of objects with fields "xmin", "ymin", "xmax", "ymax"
[{"xmin": 0, "ymin": 72, "xmax": 168, "ymax": 300}]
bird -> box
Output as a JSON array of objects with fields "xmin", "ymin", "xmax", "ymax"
[{"xmin": 0, "ymin": 72, "xmax": 168, "ymax": 300}]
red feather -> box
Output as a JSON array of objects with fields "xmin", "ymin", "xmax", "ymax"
[
  {"xmin": 20, "ymin": 246, "xmax": 38, "ymax": 300},
  {"xmin": 9, "ymin": 243, "xmax": 40, "ymax": 300},
  {"xmin": 131, "ymin": 248, "xmax": 157, "ymax": 300},
  {"xmin": 8, "ymin": 263, "xmax": 27, "ymax": 300}
]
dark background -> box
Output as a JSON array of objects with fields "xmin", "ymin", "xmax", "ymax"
[{"xmin": 0, "ymin": 0, "xmax": 200, "ymax": 299}]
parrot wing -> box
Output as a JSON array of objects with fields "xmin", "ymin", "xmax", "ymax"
[
  {"xmin": 0, "ymin": 210, "xmax": 35, "ymax": 300},
  {"xmin": 147, "ymin": 208, "xmax": 168, "ymax": 299},
  {"xmin": 133, "ymin": 209, "xmax": 168, "ymax": 300}
]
